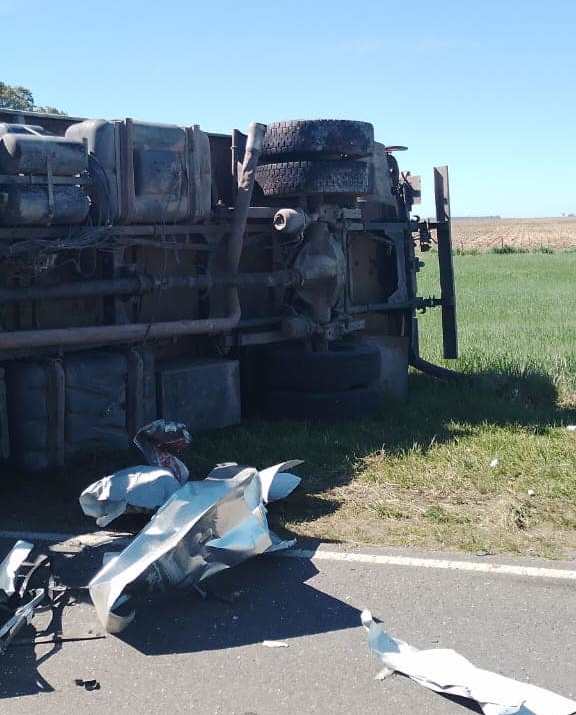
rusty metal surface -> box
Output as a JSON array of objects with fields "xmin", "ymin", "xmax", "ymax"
[
  {"xmin": 157, "ymin": 358, "xmax": 241, "ymax": 432},
  {"xmin": 0, "ymin": 108, "xmax": 455, "ymax": 465}
]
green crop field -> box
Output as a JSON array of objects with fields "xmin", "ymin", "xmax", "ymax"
[
  {"xmin": 418, "ymin": 252, "xmax": 576, "ymax": 392},
  {"xmin": 191, "ymin": 253, "xmax": 576, "ymax": 557}
]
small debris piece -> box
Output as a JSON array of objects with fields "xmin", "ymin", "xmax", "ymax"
[
  {"xmin": 375, "ymin": 667, "xmax": 394, "ymax": 680},
  {"xmin": 262, "ymin": 640, "xmax": 288, "ymax": 648},
  {"xmin": 489, "ymin": 458, "xmax": 499, "ymax": 468},
  {"xmin": 527, "ymin": 489, "xmax": 535, "ymax": 497},
  {"xmin": 567, "ymin": 425, "xmax": 576, "ymax": 432},
  {"xmin": 75, "ymin": 679, "xmax": 101, "ymax": 691}
]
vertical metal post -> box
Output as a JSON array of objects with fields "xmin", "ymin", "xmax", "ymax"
[{"xmin": 434, "ymin": 165, "xmax": 458, "ymax": 359}]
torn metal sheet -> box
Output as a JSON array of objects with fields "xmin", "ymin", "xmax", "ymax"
[
  {"xmin": 211, "ymin": 460, "xmax": 302, "ymax": 504},
  {"xmin": 89, "ymin": 462, "xmax": 301, "ymax": 633},
  {"xmin": 259, "ymin": 460, "xmax": 302, "ymax": 504},
  {"xmin": 79, "ymin": 420, "xmax": 192, "ymax": 527},
  {"xmin": 0, "ymin": 539, "xmax": 33, "ymax": 596},
  {"xmin": 79, "ymin": 467, "xmax": 186, "ymax": 528},
  {"xmin": 361, "ymin": 610, "xmax": 576, "ymax": 715}
]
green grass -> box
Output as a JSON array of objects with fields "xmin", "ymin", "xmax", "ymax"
[
  {"xmin": 418, "ymin": 253, "xmax": 576, "ymax": 398},
  {"xmin": 187, "ymin": 253, "xmax": 576, "ymax": 557}
]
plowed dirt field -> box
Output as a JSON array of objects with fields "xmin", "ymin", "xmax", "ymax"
[{"xmin": 452, "ymin": 217, "xmax": 576, "ymax": 252}]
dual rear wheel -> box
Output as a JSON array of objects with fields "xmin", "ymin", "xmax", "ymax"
[
  {"xmin": 260, "ymin": 341, "xmax": 383, "ymax": 420},
  {"xmin": 254, "ymin": 121, "xmax": 382, "ymax": 419}
]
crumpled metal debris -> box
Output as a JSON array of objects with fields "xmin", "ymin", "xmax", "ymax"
[
  {"xmin": 79, "ymin": 420, "xmax": 193, "ymax": 527},
  {"xmin": 361, "ymin": 610, "xmax": 576, "ymax": 715},
  {"xmin": 89, "ymin": 461, "xmax": 302, "ymax": 633},
  {"xmin": 0, "ymin": 541, "xmax": 46, "ymax": 655}
]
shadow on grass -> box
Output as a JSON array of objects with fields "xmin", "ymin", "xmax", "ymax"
[
  {"xmin": 184, "ymin": 366, "xmax": 576, "ymax": 532},
  {"xmin": 1, "ymin": 366, "xmax": 574, "ymax": 536}
]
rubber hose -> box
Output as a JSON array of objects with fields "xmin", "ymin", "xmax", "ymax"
[{"xmin": 408, "ymin": 349, "xmax": 462, "ymax": 382}]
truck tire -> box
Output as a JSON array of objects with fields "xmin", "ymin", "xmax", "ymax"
[
  {"xmin": 262, "ymin": 385, "xmax": 382, "ymax": 421},
  {"xmin": 265, "ymin": 343, "xmax": 381, "ymax": 392},
  {"xmin": 261, "ymin": 120, "xmax": 374, "ymax": 160},
  {"xmin": 256, "ymin": 160, "xmax": 372, "ymax": 197}
]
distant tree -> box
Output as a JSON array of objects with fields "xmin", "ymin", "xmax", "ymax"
[
  {"xmin": 0, "ymin": 82, "xmax": 34, "ymax": 110},
  {"xmin": 0, "ymin": 81, "xmax": 66, "ymax": 115},
  {"xmin": 39, "ymin": 106, "xmax": 66, "ymax": 115}
]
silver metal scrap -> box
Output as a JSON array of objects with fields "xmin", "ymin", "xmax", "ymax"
[
  {"xmin": 361, "ymin": 610, "xmax": 576, "ymax": 715},
  {"xmin": 89, "ymin": 461, "xmax": 302, "ymax": 632}
]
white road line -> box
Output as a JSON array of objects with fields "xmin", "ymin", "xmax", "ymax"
[
  {"xmin": 283, "ymin": 549, "xmax": 576, "ymax": 580},
  {"xmin": 1, "ymin": 529, "xmax": 575, "ymax": 580}
]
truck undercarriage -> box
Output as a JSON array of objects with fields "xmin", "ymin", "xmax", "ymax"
[{"xmin": 0, "ymin": 110, "xmax": 457, "ymax": 472}]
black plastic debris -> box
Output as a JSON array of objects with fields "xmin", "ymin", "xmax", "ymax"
[{"xmin": 74, "ymin": 678, "xmax": 101, "ymax": 691}]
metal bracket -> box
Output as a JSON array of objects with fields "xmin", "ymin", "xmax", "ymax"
[{"xmin": 433, "ymin": 165, "xmax": 458, "ymax": 359}]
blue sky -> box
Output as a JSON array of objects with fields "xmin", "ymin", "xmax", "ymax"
[{"xmin": 2, "ymin": 0, "xmax": 574, "ymax": 217}]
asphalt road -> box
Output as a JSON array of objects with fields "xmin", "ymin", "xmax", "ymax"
[{"xmin": 1, "ymin": 536, "xmax": 575, "ymax": 714}]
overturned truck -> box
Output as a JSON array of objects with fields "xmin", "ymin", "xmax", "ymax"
[{"xmin": 0, "ymin": 109, "xmax": 457, "ymax": 472}]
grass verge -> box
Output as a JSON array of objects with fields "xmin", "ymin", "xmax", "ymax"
[{"xmin": 191, "ymin": 253, "xmax": 576, "ymax": 557}]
